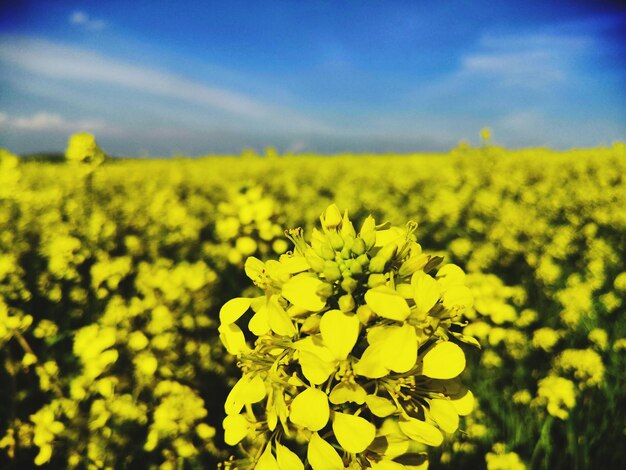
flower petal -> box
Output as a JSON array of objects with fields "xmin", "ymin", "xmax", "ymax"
[
  {"xmin": 268, "ymin": 296, "xmax": 296, "ymax": 336},
  {"xmin": 308, "ymin": 433, "xmax": 344, "ymax": 470},
  {"xmin": 380, "ymin": 324, "xmax": 418, "ymax": 373},
  {"xmin": 320, "ymin": 309, "xmax": 360, "ymax": 360},
  {"xmin": 411, "ymin": 271, "xmax": 440, "ymax": 316},
  {"xmin": 276, "ymin": 442, "xmax": 304, "ymax": 470},
  {"xmin": 365, "ymin": 395, "xmax": 397, "ymax": 417},
  {"xmin": 219, "ymin": 297, "xmax": 252, "ymax": 324},
  {"xmin": 256, "ymin": 445, "xmax": 280, "ymax": 470},
  {"xmin": 224, "ymin": 374, "xmax": 266, "ymax": 415},
  {"xmin": 289, "ymin": 388, "xmax": 329, "ymax": 431},
  {"xmin": 223, "ymin": 414, "xmax": 250, "ymax": 445},
  {"xmin": 218, "ymin": 323, "xmax": 248, "ymax": 355},
  {"xmin": 398, "ymin": 417, "xmax": 443, "ymax": 447},
  {"xmin": 365, "ymin": 286, "xmax": 411, "ymax": 321},
  {"xmin": 421, "ymin": 342, "xmax": 466, "ymax": 379},
  {"xmin": 329, "ymin": 382, "xmax": 367, "ymax": 405},
  {"xmin": 282, "ymin": 274, "xmax": 326, "ymax": 311},
  {"xmin": 428, "ymin": 398, "xmax": 459, "ymax": 433},
  {"xmin": 333, "ymin": 412, "xmax": 376, "ymax": 454},
  {"xmin": 450, "ymin": 390, "xmax": 475, "ymax": 416}
]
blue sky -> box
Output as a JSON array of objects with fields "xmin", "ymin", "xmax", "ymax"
[{"xmin": 0, "ymin": 0, "xmax": 625, "ymax": 155}]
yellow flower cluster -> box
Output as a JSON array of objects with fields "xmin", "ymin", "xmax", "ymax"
[
  {"xmin": 1, "ymin": 138, "xmax": 625, "ymax": 469},
  {"xmin": 218, "ymin": 204, "xmax": 476, "ymax": 469},
  {"xmin": 213, "ymin": 185, "xmax": 288, "ymax": 265}
]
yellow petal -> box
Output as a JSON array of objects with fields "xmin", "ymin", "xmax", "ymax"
[
  {"xmin": 294, "ymin": 336, "xmax": 337, "ymax": 385},
  {"xmin": 268, "ymin": 296, "xmax": 296, "ymax": 336},
  {"xmin": 442, "ymin": 285, "xmax": 473, "ymax": 310},
  {"xmin": 353, "ymin": 342, "xmax": 389, "ymax": 378},
  {"xmin": 329, "ymin": 382, "xmax": 367, "ymax": 405},
  {"xmin": 308, "ymin": 432, "xmax": 344, "ymax": 470},
  {"xmin": 223, "ymin": 414, "xmax": 250, "ymax": 445},
  {"xmin": 379, "ymin": 324, "xmax": 418, "ymax": 373},
  {"xmin": 428, "ymin": 398, "xmax": 459, "ymax": 433},
  {"xmin": 279, "ymin": 254, "xmax": 310, "ymax": 274},
  {"xmin": 218, "ymin": 323, "xmax": 248, "ymax": 355},
  {"xmin": 282, "ymin": 274, "xmax": 326, "ymax": 311},
  {"xmin": 436, "ymin": 264, "xmax": 465, "ymax": 287},
  {"xmin": 276, "ymin": 442, "xmax": 304, "ymax": 470},
  {"xmin": 370, "ymin": 460, "xmax": 407, "ymax": 470},
  {"xmin": 398, "ymin": 417, "xmax": 443, "ymax": 447},
  {"xmin": 248, "ymin": 304, "xmax": 271, "ymax": 336},
  {"xmin": 245, "ymin": 257, "xmax": 265, "ymax": 282},
  {"xmin": 365, "ymin": 395, "xmax": 397, "ymax": 417},
  {"xmin": 450, "ymin": 390, "xmax": 474, "ymax": 416},
  {"xmin": 289, "ymin": 388, "xmax": 329, "ymax": 431},
  {"xmin": 421, "ymin": 342, "xmax": 466, "ymax": 379},
  {"xmin": 411, "ymin": 271, "xmax": 440, "ymax": 315},
  {"xmin": 365, "ymin": 286, "xmax": 411, "ymax": 321},
  {"xmin": 320, "ymin": 310, "xmax": 360, "ymax": 360},
  {"xmin": 225, "ymin": 374, "xmax": 266, "ymax": 415},
  {"xmin": 256, "ymin": 445, "xmax": 280, "ymax": 470},
  {"xmin": 332, "ymin": 412, "xmax": 376, "ymax": 454},
  {"xmin": 219, "ymin": 297, "xmax": 251, "ymax": 324}
]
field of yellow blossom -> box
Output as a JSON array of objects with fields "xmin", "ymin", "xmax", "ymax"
[{"xmin": 1, "ymin": 137, "xmax": 625, "ymax": 469}]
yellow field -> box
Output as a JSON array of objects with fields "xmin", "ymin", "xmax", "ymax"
[{"xmin": 1, "ymin": 141, "xmax": 625, "ymax": 469}]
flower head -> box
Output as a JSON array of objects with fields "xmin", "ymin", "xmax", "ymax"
[{"xmin": 218, "ymin": 205, "xmax": 477, "ymax": 469}]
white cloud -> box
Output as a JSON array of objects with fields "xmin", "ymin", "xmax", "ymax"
[
  {"xmin": 458, "ymin": 31, "xmax": 595, "ymax": 89},
  {"xmin": 69, "ymin": 11, "xmax": 106, "ymax": 31},
  {"xmin": 0, "ymin": 110, "xmax": 108, "ymax": 133},
  {"xmin": 0, "ymin": 36, "xmax": 330, "ymax": 134}
]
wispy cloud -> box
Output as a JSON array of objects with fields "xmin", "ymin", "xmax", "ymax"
[
  {"xmin": 459, "ymin": 31, "xmax": 595, "ymax": 89},
  {"xmin": 0, "ymin": 36, "xmax": 329, "ymax": 134},
  {"xmin": 0, "ymin": 110, "xmax": 110, "ymax": 133},
  {"xmin": 69, "ymin": 11, "xmax": 106, "ymax": 31}
]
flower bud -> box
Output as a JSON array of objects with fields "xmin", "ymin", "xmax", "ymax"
[
  {"xmin": 367, "ymin": 273, "xmax": 387, "ymax": 288},
  {"xmin": 323, "ymin": 262, "xmax": 343, "ymax": 282},
  {"xmin": 356, "ymin": 305, "xmax": 374, "ymax": 325},
  {"xmin": 359, "ymin": 216, "xmax": 376, "ymax": 249},
  {"xmin": 328, "ymin": 232, "xmax": 344, "ymax": 251},
  {"xmin": 338, "ymin": 294, "xmax": 356, "ymax": 312},
  {"xmin": 341, "ymin": 277, "xmax": 358, "ymax": 294},
  {"xmin": 316, "ymin": 282, "xmax": 334, "ymax": 298},
  {"xmin": 369, "ymin": 256, "xmax": 387, "ymax": 273},
  {"xmin": 376, "ymin": 243, "xmax": 398, "ymax": 264},
  {"xmin": 351, "ymin": 238, "xmax": 366, "ymax": 256},
  {"xmin": 348, "ymin": 260, "xmax": 363, "ymax": 276},
  {"xmin": 305, "ymin": 249, "xmax": 326, "ymax": 273},
  {"xmin": 398, "ymin": 253, "xmax": 430, "ymax": 278},
  {"xmin": 321, "ymin": 204, "xmax": 343, "ymax": 231}
]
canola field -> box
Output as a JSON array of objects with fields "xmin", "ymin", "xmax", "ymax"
[{"xmin": 1, "ymin": 140, "xmax": 625, "ymax": 470}]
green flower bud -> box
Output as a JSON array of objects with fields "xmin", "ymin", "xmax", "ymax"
[
  {"xmin": 341, "ymin": 277, "xmax": 358, "ymax": 294},
  {"xmin": 323, "ymin": 262, "xmax": 342, "ymax": 282},
  {"xmin": 367, "ymin": 273, "xmax": 387, "ymax": 288},
  {"xmin": 321, "ymin": 204, "xmax": 343, "ymax": 231},
  {"xmin": 356, "ymin": 305, "xmax": 374, "ymax": 325},
  {"xmin": 340, "ymin": 240, "xmax": 353, "ymax": 260},
  {"xmin": 301, "ymin": 314, "xmax": 321, "ymax": 334},
  {"xmin": 328, "ymin": 232, "xmax": 344, "ymax": 251},
  {"xmin": 423, "ymin": 255, "xmax": 445, "ymax": 273},
  {"xmin": 338, "ymin": 294, "xmax": 356, "ymax": 312},
  {"xmin": 356, "ymin": 254, "xmax": 370, "ymax": 267},
  {"xmin": 398, "ymin": 253, "xmax": 430, "ymax": 278},
  {"xmin": 376, "ymin": 243, "xmax": 398, "ymax": 264},
  {"xmin": 316, "ymin": 282, "xmax": 334, "ymax": 298},
  {"xmin": 305, "ymin": 249, "xmax": 326, "ymax": 273},
  {"xmin": 359, "ymin": 216, "xmax": 376, "ymax": 250},
  {"xmin": 313, "ymin": 241, "xmax": 335, "ymax": 261},
  {"xmin": 351, "ymin": 238, "xmax": 366, "ymax": 256},
  {"xmin": 369, "ymin": 256, "xmax": 387, "ymax": 273},
  {"xmin": 349, "ymin": 261, "xmax": 363, "ymax": 276}
]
